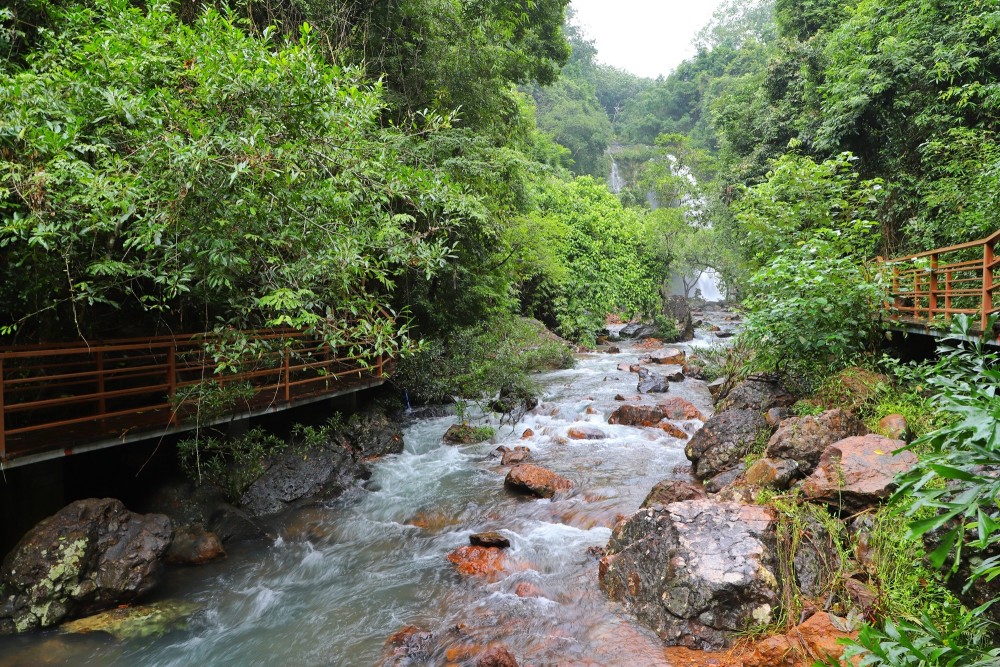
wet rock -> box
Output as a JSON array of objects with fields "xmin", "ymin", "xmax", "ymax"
[
  {"xmin": 663, "ymin": 295, "xmax": 695, "ymax": 341},
  {"xmin": 764, "ymin": 407, "xmax": 791, "ymax": 428},
  {"xmin": 765, "ymin": 409, "xmax": 868, "ymax": 472},
  {"xmin": 383, "ymin": 624, "xmax": 433, "ymax": 665},
  {"xmin": 659, "ymin": 398, "xmax": 706, "ymax": 421},
  {"xmin": 470, "ymin": 532, "xmax": 510, "ymax": 549},
  {"xmin": 504, "ymin": 465, "xmax": 573, "ymax": 498},
  {"xmin": 704, "ymin": 465, "xmax": 746, "ymax": 493},
  {"xmin": 165, "ymin": 524, "xmax": 225, "ymax": 566},
  {"xmin": 514, "ymin": 582, "xmax": 542, "ymax": 598},
  {"xmin": 707, "ymin": 377, "xmax": 727, "ymax": 399},
  {"xmin": 617, "ymin": 363, "xmax": 632, "ymax": 372},
  {"xmin": 443, "ymin": 423, "xmax": 492, "ymax": 444},
  {"xmin": 240, "ymin": 436, "xmax": 370, "ymax": 517},
  {"xmin": 476, "ymin": 646, "xmax": 519, "ymax": 667},
  {"xmin": 614, "ymin": 394, "xmax": 627, "ymax": 401},
  {"xmin": 665, "ymin": 371, "xmax": 685, "ymax": 382},
  {"xmin": 740, "ymin": 612, "xmax": 858, "ymax": 667},
  {"xmin": 685, "ymin": 409, "xmax": 768, "ymax": 480},
  {"xmin": 609, "ymin": 404, "xmax": 671, "ymax": 427},
  {"xmin": 59, "ymin": 600, "xmax": 198, "ymax": 641},
  {"xmin": 586, "ymin": 545, "xmax": 607, "ymax": 559},
  {"xmin": 447, "ymin": 546, "xmax": 506, "ymax": 579},
  {"xmin": 651, "ymin": 349, "xmax": 686, "ymax": 365},
  {"xmin": 716, "ymin": 378, "xmax": 794, "ymax": 413},
  {"xmin": 637, "ymin": 367, "xmax": 670, "ymax": 394},
  {"xmin": 800, "ymin": 435, "xmax": 916, "ymax": 512},
  {"xmin": 599, "ymin": 500, "xmax": 779, "ymax": 650},
  {"xmin": 567, "ymin": 426, "xmax": 607, "ymax": 440},
  {"xmin": 682, "ymin": 363, "xmax": 706, "ymax": 380},
  {"xmin": 521, "ymin": 428, "xmax": 534, "ymax": 439},
  {"xmin": 141, "ymin": 480, "xmax": 269, "ymax": 544},
  {"xmin": 348, "ymin": 411, "xmax": 405, "ymax": 458},
  {"xmin": 744, "ymin": 458, "xmax": 800, "ymax": 490},
  {"xmin": 640, "ymin": 480, "xmax": 705, "ymax": 508},
  {"xmin": 605, "ymin": 345, "xmax": 622, "ymax": 354},
  {"xmin": 660, "ymin": 422, "xmax": 689, "ymax": 440},
  {"xmin": 501, "ymin": 447, "xmax": 531, "ymax": 466},
  {"xmin": 620, "ymin": 322, "xmax": 659, "ymax": 339},
  {"xmin": 843, "ymin": 577, "xmax": 877, "ymax": 611},
  {"xmin": 0, "ymin": 498, "xmax": 172, "ymax": 633},
  {"xmin": 714, "ymin": 331, "xmax": 735, "ymax": 339},
  {"xmin": 878, "ymin": 414, "xmax": 910, "ymax": 441}
]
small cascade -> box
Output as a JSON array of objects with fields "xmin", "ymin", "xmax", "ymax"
[{"xmin": 608, "ymin": 159, "xmax": 625, "ymax": 193}]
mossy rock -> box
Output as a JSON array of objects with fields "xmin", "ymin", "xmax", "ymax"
[
  {"xmin": 813, "ymin": 367, "xmax": 889, "ymax": 414},
  {"xmin": 60, "ymin": 600, "xmax": 199, "ymax": 641},
  {"xmin": 443, "ymin": 423, "xmax": 494, "ymax": 444}
]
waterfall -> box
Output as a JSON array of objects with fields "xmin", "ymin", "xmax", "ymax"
[{"xmin": 608, "ymin": 159, "xmax": 625, "ymax": 193}]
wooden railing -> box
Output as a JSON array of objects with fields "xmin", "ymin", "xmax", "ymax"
[
  {"xmin": 0, "ymin": 330, "xmax": 389, "ymax": 464},
  {"xmin": 881, "ymin": 229, "xmax": 1000, "ymax": 337}
]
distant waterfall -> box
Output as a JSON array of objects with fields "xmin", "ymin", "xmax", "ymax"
[{"xmin": 608, "ymin": 160, "xmax": 625, "ymax": 193}]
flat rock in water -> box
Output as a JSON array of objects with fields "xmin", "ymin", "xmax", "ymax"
[
  {"xmin": 567, "ymin": 425, "xmax": 607, "ymax": 440},
  {"xmin": 504, "ymin": 464, "xmax": 573, "ymax": 498},
  {"xmin": 60, "ymin": 600, "xmax": 199, "ymax": 641},
  {"xmin": 650, "ymin": 349, "xmax": 686, "ymax": 365},
  {"xmin": 800, "ymin": 435, "xmax": 916, "ymax": 512},
  {"xmin": 447, "ymin": 546, "xmax": 506, "ymax": 579},
  {"xmin": 658, "ymin": 398, "xmax": 705, "ymax": 421},
  {"xmin": 608, "ymin": 404, "xmax": 671, "ymax": 427},
  {"xmin": 501, "ymin": 447, "xmax": 531, "ymax": 466},
  {"xmin": 443, "ymin": 423, "xmax": 492, "ymax": 444},
  {"xmin": 470, "ymin": 532, "xmax": 511, "ymax": 549},
  {"xmin": 476, "ymin": 646, "xmax": 519, "ymax": 667},
  {"xmin": 637, "ymin": 367, "xmax": 670, "ymax": 394}
]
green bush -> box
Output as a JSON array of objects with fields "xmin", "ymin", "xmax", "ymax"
[{"xmin": 178, "ymin": 427, "xmax": 286, "ymax": 503}]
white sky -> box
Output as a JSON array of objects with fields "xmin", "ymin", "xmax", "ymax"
[{"xmin": 570, "ymin": 0, "xmax": 728, "ymax": 79}]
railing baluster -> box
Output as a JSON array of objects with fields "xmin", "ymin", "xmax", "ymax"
[
  {"xmin": 0, "ymin": 357, "xmax": 6, "ymax": 461},
  {"xmin": 283, "ymin": 348, "xmax": 291, "ymax": 403},
  {"xmin": 167, "ymin": 344, "xmax": 177, "ymax": 426},
  {"xmin": 928, "ymin": 253, "xmax": 938, "ymax": 322},
  {"xmin": 945, "ymin": 268, "xmax": 953, "ymax": 323},
  {"xmin": 985, "ymin": 238, "xmax": 995, "ymax": 333},
  {"xmin": 96, "ymin": 350, "xmax": 106, "ymax": 415}
]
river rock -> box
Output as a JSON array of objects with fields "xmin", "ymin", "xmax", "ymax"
[
  {"xmin": 640, "ymin": 480, "xmax": 706, "ymax": 508},
  {"xmin": 567, "ymin": 426, "xmax": 607, "ymax": 440},
  {"xmin": 142, "ymin": 480, "xmax": 269, "ymax": 544},
  {"xmin": 765, "ymin": 409, "xmax": 868, "ymax": 472},
  {"xmin": 470, "ymin": 532, "xmax": 510, "ymax": 549},
  {"xmin": 744, "ymin": 458, "xmax": 800, "ymax": 490},
  {"xmin": 878, "ymin": 414, "xmax": 910, "ymax": 441},
  {"xmin": 659, "ymin": 398, "xmax": 705, "ymax": 421},
  {"xmin": 637, "ymin": 367, "xmax": 670, "ymax": 394},
  {"xmin": 443, "ymin": 423, "xmax": 492, "ymax": 444},
  {"xmin": 447, "ymin": 546, "xmax": 506, "ymax": 579},
  {"xmin": 0, "ymin": 498, "xmax": 172, "ymax": 633},
  {"xmin": 609, "ymin": 404, "xmax": 670, "ymax": 427},
  {"xmin": 59, "ymin": 600, "xmax": 198, "ymax": 641},
  {"xmin": 239, "ymin": 436, "xmax": 370, "ymax": 517},
  {"xmin": 663, "ymin": 295, "xmax": 695, "ymax": 341},
  {"xmin": 347, "ymin": 411, "xmax": 405, "ymax": 458},
  {"xmin": 714, "ymin": 331, "xmax": 734, "ymax": 339},
  {"xmin": 501, "ymin": 447, "xmax": 531, "ymax": 466},
  {"xmin": 704, "ymin": 464, "xmax": 746, "ymax": 494},
  {"xmin": 383, "ymin": 624, "xmax": 434, "ymax": 665},
  {"xmin": 707, "ymin": 377, "xmax": 727, "ymax": 398},
  {"xmin": 660, "ymin": 422, "xmax": 688, "ymax": 440},
  {"xmin": 716, "ymin": 378, "xmax": 794, "ymax": 413},
  {"xmin": 619, "ymin": 322, "xmax": 659, "ymax": 339},
  {"xmin": 800, "ymin": 435, "xmax": 916, "ymax": 512},
  {"xmin": 685, "ymin": 409, "xmax": 768, "ymax": 480},
  {"xmin": 476, "ymin": 646, "xmax": 519, "ymax": 667},
  {"xmin": 164, "ymin": 524, "xmax": 225, "ymax": 565},
  {"xmin": 504, "ymin": 465, "xmax": 573, "ymax": 498},
  {"xmin": 651, "ymin": 349, "xmax": 686, "ymax": 365},
  {"xmin": 599, "ymin": 500, "xmax": 779, "ymax": 650}
]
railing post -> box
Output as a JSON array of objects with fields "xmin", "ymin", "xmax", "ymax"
[
  {"xmin": 283, "ymin": 348, "xmax": 291, "ymax": 403},
  {"xmin": 945, "ymin": 267, "xmax": 953, "ymax": 323},
  {"xmin": 928, "ymin": 253, "xmax": 939, "ymax": 322},
  {"xmin": 377, "ymin": 353, "xmax": 384, "ymax": 378},
  {"xmin": 984, "ymin": 239, "xmax": 995, "ymax": 333},
  {"xmin": 96, "ymin": 351, "xmax": 106, "ymax": 415},
  {"xmin": 167, "ymin": 344, "xmax": 177, "ymax": 426},
  {"xmin": 0, "ymin": 358, "xmax": 6, "ymax": 461}
]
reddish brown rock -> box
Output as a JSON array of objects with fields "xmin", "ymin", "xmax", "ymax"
[
  {"xmin": 501, "ymin": 447, "xmax": 531, "ymax": 466},
  {"xmin": 165, "ymin": 524, "xmax": 226, "ymax": 565},
  {"xmin": 447, "ymin": 546, "xmax": 506, "ymax": 579},
  {"xmin": 660, "ymin": 422, "xmax": 689, "ymax": 440},
  {"xmin": 658, "ymin": 397, "xmax": 706, "ymax": 421},
  {"xmin": 614, "ymin": 394, "xmax": 627, "ymax": 401},
  {"xmin": 744, "ymin": 458, "xmax": 800, "ymax": 490},
  {"xmin": 800, "ymin": 435, "xmax": 916, "ymax": 512},
  {"xmin": 640, "ymin": 480, "xmax": 705, "ymax": 508},
  {"xmin": 765, "ymin": 409, "xmax": 868, "ymax": 471},
  {"xmin": 617, "ymin": 363, "xmax": 632, "ymax": 372},
  {"xmin": 608, "ymin": 404, "xmax": 669, "ymax": 427},
  {"xmin": 521, "ymin": 428, "xmax": 534, "ymax": 439},
  {"xmin": 504, "ymin": 465, "xmax": 573, "ymax": 498},
  {"xmin": 476, "ymin": 646, "xmax": 519, "ymax": 667},
  {"xmin": 386, "ymin": 624, "xmax": 426, "ymax": 646},
  {"xmin": 514, "ymin": 582, "xmax": 542, "ymax": 598},
  {"xmin": 470, "ymin": 531, "xmax": 510, "ymax": 549},
  {"xmin": 740, "ymin": 612, "xmax": 858, "ymax": 667},
  {"xmin": 651, "ymin": 349, "xmax": 686, "ymax": 365},
  {"xmin": 877, "ymin": 414, "xmax": 909, "ymax": 441},
  {"xmin": 568, "ymin": 425, "xmax": 607, "ymax": 440}
]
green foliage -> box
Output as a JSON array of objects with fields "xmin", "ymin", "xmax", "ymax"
[{"xmin": 178, "ymin": 427, "xmax": 286, "ymax": 503}]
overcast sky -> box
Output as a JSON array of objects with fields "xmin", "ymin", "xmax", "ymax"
[{"xmin": 570, "ymin": 0, "xmax": 727, "ymax": 79}]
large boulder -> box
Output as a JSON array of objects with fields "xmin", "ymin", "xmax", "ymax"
[
  {"xmin": 609, "ymin": 405, "xmax": 671, "ymax": 427},
  {"xmin": 164, "ymin": 524, "xmax": 225, "ymax": 566},
  {"xmin": 658, "ymin": 398, "xmax": 706, "ymax": 421},
  {"xmin": 0, "ymin": 499, "xmax": 172, "ymax": 633},
  {"xmin": 765, "ymin": 409, "xmax": 868, "ymax": 472},
  {"xmin": 599, "ymin": 500, "xmax": 779, "ymax": 650},
  {"xmin": 619, "ymin": 322, "xmax": 659, "ymax": 339},
  {"xmin": 716, "ymin": 378, "xmax": 795, "ymax": 413},
  {"xmin": 640, "ymin": 480, "xmax": 706, "ymax": 508},
  {"xmin": 637, "ymin": 367, "xmax": 670, "ymax": 394},
  {"xmin": 347, "ymin": 411, "xmax": 405, "ymax": 458},
  {"xmin": 141, "ymin": 480, "xmax": 268, "ymax": 544},
  {"xmin": 685, "ymin": 409, "xmax": 768, "ymax": 480},
  {"xmin": 240, "ymin": 437, "xmax": 370, "ymax": 517},
  {"xmin": 504, "ymin": 465, "xmax": 573, "ymax": 498},
  {"xmin": 663, "ymin": 295, "xmax": 695, "ymax": 341},
  {"xmin": 800, "ymin": 435, "xmax": 916, "ymax": 512}
]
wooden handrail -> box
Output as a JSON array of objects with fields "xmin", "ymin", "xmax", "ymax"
[{"xmin": 0, "ymin": 328, "xmax": 391, "ymax": 464}]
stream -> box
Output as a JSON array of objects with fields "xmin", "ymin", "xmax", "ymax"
[{"xmin": 0, "ymin": 315, "xmax": 734, "ymax": 667}]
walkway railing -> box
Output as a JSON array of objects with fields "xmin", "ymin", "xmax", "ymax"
[
  {"xmin": 0, "ymin": 330, "xmax": 388, "ymax": 465},
  {"xmin": 881, "ymin": 229, "xmax": 1000, "ymax": 337}
]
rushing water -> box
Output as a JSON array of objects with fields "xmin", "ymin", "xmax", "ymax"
[{"xmin": 0, "ymin": 320, "xmax": 735, "ymax": 667}]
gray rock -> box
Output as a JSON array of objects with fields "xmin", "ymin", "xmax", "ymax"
[
  {"xmin": 640, "ymin": 480, "xmax": 706, "ymax": 508},
  {"xmin": 704, "ymin": 465, "xmax": 746, "ymax": 493},
  {"xmin": 663, "ymin": 295, "xmax": 695, "ymax": 341},
  {"xmin": 619, "ymin": 322, "xmax": 660, "ymax": 339},
  {"xmin": 685, "ymin": 409, "xmax": 768, "ymax": 480},
  {"xmin": 766, "ymin": 409, "xmax": 867, "ymax": 472},
  {"xmin": 637, "ymin": 367, "xmax": 670, "ymax": 394},
  {"xmin": 599, "ymin": 500, "xmax": 779, "ymax": 650},
  {"xmin": 716, "ymin": 378, "xmax": 795, "ymax": 413},
  {"xmin": 347, "ymin": 411, "xmax": 405, "ymax": 458},
  {"xmin": 744, "ymin": 458, "xmax": 800, "ymax": 490},
  {"xmin": 0, "ymin": 499, "xmax": 172, "ymax": 633}
]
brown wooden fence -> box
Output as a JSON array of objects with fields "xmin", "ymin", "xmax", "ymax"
[
  {"xmin": 0, "ymin": 330, "xmax": 388, "ymax": 465},
  {"xmin": 881, "ymin": 229, "xmax": 1000, "ymax": 338}
]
